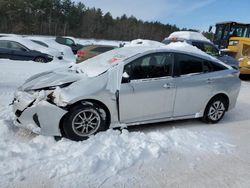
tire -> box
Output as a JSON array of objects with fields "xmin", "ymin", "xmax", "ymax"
[
  {"xmin": 202, "ymin": 97, "xmax": 227, "ymax": 124},
  {"xmin": 62, "ymin": 103, "xmax": 109, "ymax": 141},
  {"xmin": 34, "ymin": 57, "xmax": 47, "ymax": 63}
]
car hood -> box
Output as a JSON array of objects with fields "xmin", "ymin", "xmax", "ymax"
[
  {"xmin": 21, "ymin": 68, "xmax": 83, "ymax": 91},
  {"xmin": 217, "ymin": 55, "xmax": 239, "ymax": 67}
]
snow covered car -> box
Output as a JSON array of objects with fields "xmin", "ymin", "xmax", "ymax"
[
  {"xmin": 0, "ymin": 37, "xmax": 62, "ymax": 61},
  {"xmin": 12, "ymin": 42, "xmax": 241, "ymax": 141},
  {"xmin": 26, "ymin": 36, "xmax": 76, "ymax": 62},
  {"xmin": 163, "ymin": 31, "xmax": 239, "ymax": 70},
  {"xmin": 76, "ymin": 45, "xmax": 117, "ymax": 63},
  {"xmin": 56, "ymin": 36, "xmax": 83, "ymax": 54},
  {"xmin": 0, "ymin": 39, "xmax": 53, "ymax": 63}
]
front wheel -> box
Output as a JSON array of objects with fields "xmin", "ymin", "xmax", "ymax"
[
  {"xmin": 202, "ymin": 97, "xmax": 227, "ymax": 124},
  {"xmin": 34, "ymin": 57, "xmax": 47, "ymax": 63},
  {"xmin": 62, "ymin": 103, "xmax": 109, "ymax": 141}
]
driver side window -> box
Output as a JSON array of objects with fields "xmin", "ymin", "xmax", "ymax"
[
  {"xmin": 10, "ymin": 42, "xmax": 27, "ymax": 52},
  {"xmin": 123, "ymin": 53, "xmax": 173, "ymax": 81}
]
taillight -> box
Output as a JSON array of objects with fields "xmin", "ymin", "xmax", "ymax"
[{"xmin": 77, "ymin": 50, "xmax": 85, "ymax": 57}]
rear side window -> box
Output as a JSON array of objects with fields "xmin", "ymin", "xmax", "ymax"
[
  {"xmin": 91, "ymin": 46, "xmax": 115, "ymax": 53},
  {"xmin": 32, "ymin": 40, "xmax": 49, "ymax": 47},
  {"xmin": 210, "ymin": 61, "xmax": 227, "ymax": 71},
  {"xmin": 175, "ymin": 53, "xmax": 228, "ymax": 76},
  {"xmin": 176, "ymin": 54, "xmax": 203, "ymax": 75}
]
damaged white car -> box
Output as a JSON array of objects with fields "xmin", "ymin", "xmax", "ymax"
[{"xmin": 12, "ymin": 43, "xmax": 241, "ymax": 141}]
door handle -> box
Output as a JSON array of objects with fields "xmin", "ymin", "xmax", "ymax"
[
  {"xmin": 206, "ymin": 78, "xmax": 214, "ymax": 84},
  {"xmin": 163, "ymin": 83, "xmax": 175, "ymax": 89}
]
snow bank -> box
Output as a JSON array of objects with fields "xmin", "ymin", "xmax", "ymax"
[
  {"xmin": 167, "ymin": 31, "xmax": 211, "ymax": 42},
  {"xmin": 0, "ymin": 121, "xmax": 236, "ymax": 187}
]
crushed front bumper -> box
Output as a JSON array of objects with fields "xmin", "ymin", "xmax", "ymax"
[{"xmin": 12, "ymin": 91, "xmax": 67, "ymax": 136}]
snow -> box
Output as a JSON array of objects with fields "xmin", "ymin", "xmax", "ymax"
[
  {"xmin": 77, "ymin": 38, "xmax": 127, "ymax": 47},
  {"xmin": 167, "ymin": 31, "xmax": 211, "ymax": 42},
  {"xmin": 1, "ymin": 55, "xmax": 250, "ymax": 187},
  {"xmin": 125, "ymin": 39, "xmax": 165, "ymax": 47}
]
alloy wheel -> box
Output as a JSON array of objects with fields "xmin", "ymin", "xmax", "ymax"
[
  {"xmin": 72, "ymin": 109, "xmax": 101, "ymax": 137},
  {"xmin": 208, "ymin": 101, "xmax": 225, "ymax": 121}
]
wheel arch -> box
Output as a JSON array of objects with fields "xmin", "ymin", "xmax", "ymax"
[
  {"xmin": 34, "ymin": 56, "xmax": 46, "ymax": 62},
  {"xmin": 206, "ymin": 93, "xmax": 230, "ymax": 111},
  {"xmin": 59, "ymin": 99, "xmax": 111, "ymax": 136}
]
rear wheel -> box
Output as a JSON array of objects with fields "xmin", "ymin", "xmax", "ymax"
[
  {"xmin": 202, "ymin": 97, "xmax": 227, "ymax": 124},
  {"xmin": 34, "ymin": 57, "xmax": 47, "ymax": 63},
  {"xmin": 62, "ymin": 103, "xmax": 109, "ymax": 141}
]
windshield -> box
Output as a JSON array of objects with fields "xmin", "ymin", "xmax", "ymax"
[
  {"xmin": 70, "ymin": 47, "xmax": 147, "ymax": 77},
  {"xmin": 192, "ymin": 41, "xmax": 219, "ymax": 56}
]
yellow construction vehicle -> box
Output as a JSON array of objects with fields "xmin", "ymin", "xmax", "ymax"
[{"xmin": 210, "ymin": 21, "xmax": 250, "ymax": 75}]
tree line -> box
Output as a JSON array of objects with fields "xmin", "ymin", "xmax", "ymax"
[{"xmin": 0, "ymin": 0, "xmax": 185, "ymax": 41}]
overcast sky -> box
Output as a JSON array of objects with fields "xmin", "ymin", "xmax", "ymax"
[{"xmin": 75, "ymin": 0, "xmax": 250, "ymax": 31}]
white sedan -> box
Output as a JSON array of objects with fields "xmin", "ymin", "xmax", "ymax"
[
  {"xmin": 12, "ymin": 43, "xmax": 241, "ymax": 141},
  {"xmin": 27, "ymin": 36, "xmax": 76, "ymax": 62}
]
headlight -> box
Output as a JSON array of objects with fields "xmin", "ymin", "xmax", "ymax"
[
  {"xmin": 33, "ymin": 82, "xmax": 74, "ymax": 91},
  {"xmin": 229, "ymin": 40, "xmax": 239, "ymax": 46},
  {"xmin": 47, "ymin": 55, "xmax": 53, "ymax": 59}
]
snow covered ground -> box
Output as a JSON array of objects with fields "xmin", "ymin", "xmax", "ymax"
[{"xmin": 0, "ymin": 59, "xmax": 250, "ymax": 188}]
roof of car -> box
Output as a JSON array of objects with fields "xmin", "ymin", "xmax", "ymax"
[
  {"xmin": 70, "ymin": 42, "xmax": 227, "ymax": 78},
  {"xmin": 125, "ymin": 39, "xmax": 165, "ymax": 47},
  {"xmin": 166, "ymin": 31, "xmax": 211, "ymax": 43}
]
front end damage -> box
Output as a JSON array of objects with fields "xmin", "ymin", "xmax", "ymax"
[{"xmin": 13, "ymin": 90, "xmax": 68, "ymax": 136}]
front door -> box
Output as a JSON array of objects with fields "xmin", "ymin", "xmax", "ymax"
[{"xmin": 119, "ymin": 52, "xmax": 176, "ymax": 123}]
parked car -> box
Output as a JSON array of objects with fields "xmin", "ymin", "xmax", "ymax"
[
  {"xmin": 27, "ymin": 36, "xmax": 76, "ymax": 62},
  {"xmin": 162, "ymin": 31, "xmax": 239, "ymax": 70},
  {"xmin": 125, "ymin": 39, "xmax": 165, "ymax": 47},
  {"xmin": 56, "ymin": 36, "xmax": 83, "ymax": 54},
  {"xmin": 76, "ymin": 45, "xmax": 117, "ymax": 63},
  {"xmin": 0, "ymin": 39, "xmax": 53, "ymax": 62},
  {"xmin": 0, "ymin": 37, "xmax": 62, "ymax": 61},
  {"xmin": 0, "ymin": 33, "xmax": 20, "ymax": 37},
  {"xmin": 12, "ymin": 43, "xmax": 241, "ymax": 141}
]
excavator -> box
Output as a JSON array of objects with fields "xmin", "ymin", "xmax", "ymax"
[{"xmin": 210, "ymin": 21, "xmax": 250, "ymax": 75}]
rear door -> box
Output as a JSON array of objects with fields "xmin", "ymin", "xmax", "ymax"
[
  {"xmin": 119, "ymin": 52, "xmax": 176, "ymax": 123},
  {"xmin": 172, "ymin": 53, "xmax": 214, "ymax": 117}
]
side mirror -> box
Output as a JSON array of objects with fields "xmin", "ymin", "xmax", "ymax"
[{"xmin": 122, "ymin": 72, "xmax": 130, "ymax": 83}]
